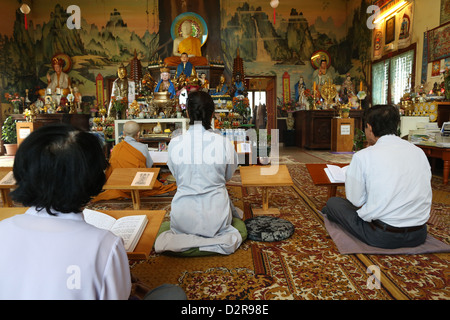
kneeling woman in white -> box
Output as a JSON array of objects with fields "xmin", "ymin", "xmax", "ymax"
[{"xmin": 155, "ymin": 91, "xmax": 243, "ymax": 255}]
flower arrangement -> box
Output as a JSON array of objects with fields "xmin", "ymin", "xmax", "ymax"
[
  {"xmin": 232, "ymin": 96, "xmax": 250, "ymax": 118},
  {"xmin": 277, "ymin": 97, "xmax": 301, "ymax": 116},
  {"xmin": 303, "ymin": 89, "xmax": 315, "ymax": 106},
  {"xmin": 4, "ymin": 93, "xmax": 24, "ymax": 114},
  {"xmin": 111, "ymin": 96, "xmax": 128, "ymax": 113}
]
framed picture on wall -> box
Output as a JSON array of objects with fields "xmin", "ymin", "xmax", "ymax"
[
  {"xmin": 427, "ymin": 21, "xmax": 450, "ymax": 62},
  {"xmin": 385, "ymin": 17, "xmax": 395, "ymax": 44}
]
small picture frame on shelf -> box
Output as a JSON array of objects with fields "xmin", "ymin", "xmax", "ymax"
[{"xmin": 158, "ymin": 142, "xmax": 167, "ymax": 152}]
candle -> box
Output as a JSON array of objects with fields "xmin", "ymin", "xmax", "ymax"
[
  {"xmin": 313, "ymin": 81, "xmax": 316, "ymax": 92},
  {"xmin": 360, "ymin": 81, "xmax": 363, "ymax": 92}
]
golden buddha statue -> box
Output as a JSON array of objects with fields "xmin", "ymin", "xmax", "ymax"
[{"xmin": 164, "ymin": 20, "xmax": 208, "ymax": 67}]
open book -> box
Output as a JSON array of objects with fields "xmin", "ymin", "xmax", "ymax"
[
  {"xmin": 83, "ymin": 209, "xmax": 148, "ymax": 252},
  {"xmin": 131, "ymin": 172, "xmax": 154, "ymax": 186},
  {"xmin": 324, "ymin": 164, "xmax": 349, "ymax": 183}
]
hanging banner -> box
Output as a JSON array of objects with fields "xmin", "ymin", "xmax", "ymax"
[
  {"xmin": 373, "ymin": 28, "xmax": 383, "ymax": 60},
  {"xmin": 282, "ymin": 72, "xmax": 291, "ymax": 103},
  {"xmin": 95, "ymin": 73, "xmax": 105, "ymax": 108},
  {"xmin": 397, "ymin": 2, "xmax": 414, "ymax": 49}
]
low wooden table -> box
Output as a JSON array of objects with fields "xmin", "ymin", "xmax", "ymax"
[
  {"xmin": 415, "ymin": 144, "xmax": 450, "ymax": 185},
  {"xmin": 0, "ymin": 207, "xmax": 165, "ymax": 260},
  {"xmin": 0, "ymin": 167, "xmax": 14, "ymax": 207},
  {"xmin": 240, "ymin": 164, "xmax": 293, "ymax": 215},
  {"xmin": 102, "ymin": 168, "xmax": 160, "ymax": 210},
  {"xmin": 305, "ymin": 163, "xmax": 348, "ymax": 199}
]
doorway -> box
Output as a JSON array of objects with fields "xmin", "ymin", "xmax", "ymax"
[{"xmin": 245, "ymin": 76, "xmax": 276, "ymax": 133}]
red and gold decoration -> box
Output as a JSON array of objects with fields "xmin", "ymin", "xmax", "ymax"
[
  {"xmin": 20, "ymin": 3, "xmax": 31, "ymax": 30},
  {"xmin": 282, "ymin": 71, "xmax": 290, "ymax": 103},
  {"xmin": 95, "ymin": 73, "xmax": 105, "ymax": 108},
  {"xmin": 270, "ymin": 0, "xmax": 279, "ymax": 24}
]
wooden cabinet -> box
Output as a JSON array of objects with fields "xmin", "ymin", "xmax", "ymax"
[
  {"xmin": 294, "ymin": 110, "xmax": 363, "ymax": 149},
  {"xmin": 11, "ymin": 113, "xmax": 90, "ymax": 131},
  {"xmin": 16, "ymin": 122, "xmax": 44, "ymax": 146}
]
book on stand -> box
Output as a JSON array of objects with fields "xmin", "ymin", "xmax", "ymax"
[
  {"xmin": 324, "ymin": 164, "xmax": 349, "ymax": 183},
  {"xmin": 0, "ymin": 171, "xmax": 15, "ymax": 185},
  {"xmin": 83, "ymin": 209, "xmax": 148, "ymax": 252}
]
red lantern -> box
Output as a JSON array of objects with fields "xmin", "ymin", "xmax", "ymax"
[
  {"xmin": 20, "ymin": 4, "xmax": 31, "ymax": 30},
  {"xmin": 270, "ymin": 0, "xmax": 279, "ymax": 24}
]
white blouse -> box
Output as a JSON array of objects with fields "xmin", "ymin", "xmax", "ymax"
[{"xmin": 0, "ymin": 207, "xmax": 131, "ymax": 300}]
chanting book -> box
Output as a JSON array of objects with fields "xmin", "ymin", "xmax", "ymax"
[
  {"xmin": 0, "ymin": 171, "xmax": 15, "ymax": 185},
  {"xmin": 83, "ymin": 209, "xmax": 148, "ymax": 252},
  {"xmin": 324, "ymin": 164, "xmax": 349, "ymax": 183}
]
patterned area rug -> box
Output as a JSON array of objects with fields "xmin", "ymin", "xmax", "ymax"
[{"xmin": 88, "ymin": 155, "xmax": 449, "ymax": 300}]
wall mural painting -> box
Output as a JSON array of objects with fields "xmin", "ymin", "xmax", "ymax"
[
  {"xmin": 220, "ymin": 0, "xmax": 372, "ymax": 104},
  {"xmin": 0, "ymin": 0, "xmax": 371, "ymax": 105}
]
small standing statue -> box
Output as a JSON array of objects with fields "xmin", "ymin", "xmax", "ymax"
[
  {"xmin": 199, "ymin": 73, "xmax": 209, "ymax": 92},
  {"xmin": 108, "ymin": 63, "xmax": 135, "ymax": 118},
  {"xmin": 341, "ymin": 73, "xmax": 355, "ymax": 103}
]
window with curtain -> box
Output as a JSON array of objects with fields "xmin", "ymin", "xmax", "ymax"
[{"xmin": 372, "ymin": 46, "xmax": 415, "ymax": 105}]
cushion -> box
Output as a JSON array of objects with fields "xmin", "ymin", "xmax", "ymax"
[
  {"xmin": 245, "ymin": 216, "xmax": 295, "ymax": 242},
  {"xmin": 156, "ymin": 218, "xmax": 248, "ymax": 257}
]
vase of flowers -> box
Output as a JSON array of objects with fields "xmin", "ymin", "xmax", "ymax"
[
  {"xmin": 232, "ymin": 96, "xmax": 250, "ymax": 123},
  {"xmin": 111, "ymin": 96, "xmax": 127, "ymax": 119},
  {"xmin": 4, "ymin": 93, "xmax": 23, "ymax": 114}
]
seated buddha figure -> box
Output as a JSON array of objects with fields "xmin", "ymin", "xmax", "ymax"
[
  {"xmin": 39, "ymin": 57, "xmax": 71, "ymax": 97},
  {"xmin": 212, "ymin": 74, "xmax": 229, "ymax": 96},
  {"xmin": 164, "ymin": 20, "xmax": 208, "ymax": 67},
  {"xmin": 154, "ymin": 66, "xmax": 176, "ymax": 99}
]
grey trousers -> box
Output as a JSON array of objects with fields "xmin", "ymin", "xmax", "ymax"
[{"xmin": 321, "ymin": 197, "xmax": 427, "ymax": 249}]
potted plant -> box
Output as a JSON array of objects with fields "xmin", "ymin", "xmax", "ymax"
[
  {"xmin": 353, "ymin": 128, "xmax": 367, "ymax": 151},
  {"xmin": 2, "ymin": 116, "xmax": 18, "ymax": 155}
]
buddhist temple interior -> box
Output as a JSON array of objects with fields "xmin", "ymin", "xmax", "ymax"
[{"xmin": 0, "ymin": 0, "xmax": 449, "ymax": 304}]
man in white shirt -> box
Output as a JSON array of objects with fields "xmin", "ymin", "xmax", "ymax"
[{"xmin": 321, "ymin": 105, "xmax": 432, "ymax": 249}]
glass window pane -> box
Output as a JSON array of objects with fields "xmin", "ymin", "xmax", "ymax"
[
  {"xmin": 372, "ymin": 60, "xmax": 389, "ymax": 105},
  {"xmin": 390, "ymin": 50, "xmax": 414, "ymax": 104}
]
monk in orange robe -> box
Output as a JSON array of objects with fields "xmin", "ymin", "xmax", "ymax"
[{"xmin": 92, "ymin": 137, "xmax": 176, "ymax": 202}]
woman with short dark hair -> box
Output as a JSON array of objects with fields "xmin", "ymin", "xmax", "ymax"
[
  {"xmin": 0, "ymin": 124, "xmax": 131, "ymax": 299},
  {"xmin": 11, "ymin": 124, "xmax": 108, "ymax": 214}
]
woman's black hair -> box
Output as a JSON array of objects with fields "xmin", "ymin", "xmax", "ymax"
[
  {"xmin": 186, "ymin": 91, "xmax": 215, "ymax": 130},
  {"xmin": 10, "ymin": 123, "xmax": 108, "ymax": 215},
  {"xmin": 365, "ymin": 104, "xmax": 400, "ymax": 137}
]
